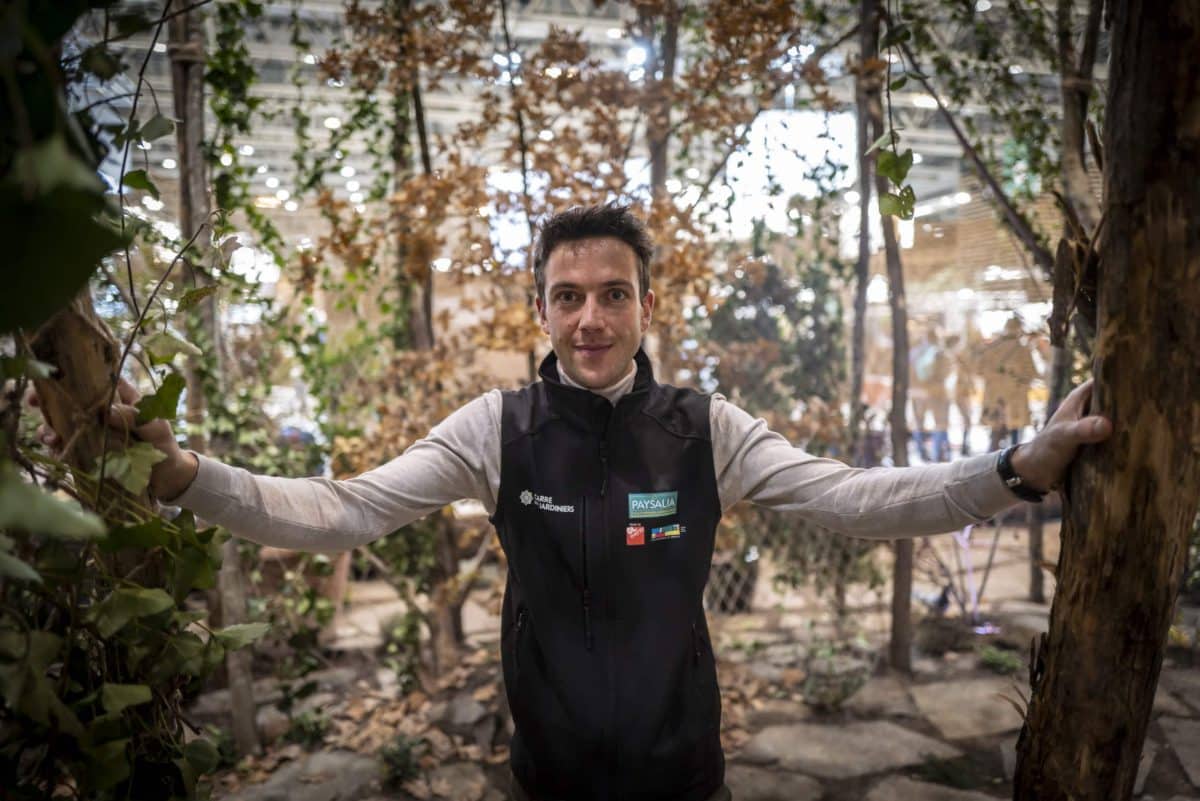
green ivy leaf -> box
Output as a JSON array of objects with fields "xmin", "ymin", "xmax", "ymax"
[
  {"xmin": 889, "ymin": 75, "xmax": 908, "ymax": 91},
  {"xmin": 81, "ymin": 45, "xmax": 122, "ymax": 79},
  {"xmin": 135, "ymin": 372, "xmax": 186, "ymax": 424},
  {"xmin": 0, "ymin": 466, "xmax": 106, "ymax": 539},
  {"xmin": 1, "ymin": 180, "xmax": 128, "ymax": 334},
  {"xmin": 0, "ymin": 355, "xmax": 56, "ymax": 380},
  {"xmin": 88, "ymin": 587, "xmax": 175, "ymax": 638},
  {"xmin": 183, "ymin": 738, "xmax": 220, "ymax": 774},
  {"xmin": 212, "ymin": 622, "xmax": 270, "ymax": 651},
  {"xmin": 881, "ymin": 23, "xmax": 911, "ymax": 48},
  {"xmin": 87, "ymin": 738, "xmax": 131, "ymax": 790},
  {"xmin": 101, "ymin": 683, "xmax": 152, "ymax": 714},
  {"xmin": 876, "ymin": 148, "xmax": 914, "ymax": 185},
  {"xmin": 139, "ymin": 113, "xmax": 175, "ymax": 142},
  {"xmin": 122, "ymin": 169, "xmax": 159, "ymax": 200},
  {"xmin": 0, "ymin": 551, "xmax": 41, "ymax": 583},
  {"xmin": 99, "ymin": 441, "xmax": 167, "ymax": 495},
  {"xmin": 143, "ymin": 330, "xmax": 202, "ymax": 364},
  {"xmin": 177, "ymin": 285, "xmax": 219, "ymax": 314},
  {"xmin": 171, "ymin": 545, "xmax": 216, "ymax": 602},
  {"xmin": 879, "ymin": 185, "xmax": 917, "ymax": 219},
  {"xmin": 865, "ymin": 129, "xmax": 898, "ymax": 156},
  {"xmin": 102, "ymin": 518, "xmax": 173, "ymax": 551}
]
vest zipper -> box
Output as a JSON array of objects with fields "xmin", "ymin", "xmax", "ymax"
[
  {"xmin": 513, "ymin": 608, "xmax": 527, "ymax": 676},
  {"xmin": 691, "ymin": 622, "xmax": 702, "ymax": 665},
  {"xmin": 580, "ymin": 496, "xmax": 593, "ymax": 651}
]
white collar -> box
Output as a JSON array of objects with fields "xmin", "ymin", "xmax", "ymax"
[{"xmin": 556, "ymin": 360, "xmax": 637, "ymax": 405}]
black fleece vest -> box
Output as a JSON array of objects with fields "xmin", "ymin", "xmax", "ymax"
[{"xmin": 491, "ymin": 349, "xmax": 724, "ymax": 801}]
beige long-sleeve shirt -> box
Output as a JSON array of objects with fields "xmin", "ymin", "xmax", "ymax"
[{"xmin": 174, "ymin": 366, "xmax": 1019, "ymax": 550}]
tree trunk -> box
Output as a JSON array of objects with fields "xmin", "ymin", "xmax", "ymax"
[
  {"xmin": 849, "ymin": 15, "xmax": 873, "ymax": 465},
  {"xmin": 861, "ymin": 0, "xmax": 914, "ymax": 674},
  {"xmin": 1013, "ymin": 2, "xmax": 1200, "ymax": 797},
  {"xmin": 170, "ymin": 8, "xmax": 259, "ymax": 757}
]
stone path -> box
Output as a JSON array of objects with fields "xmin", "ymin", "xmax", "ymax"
[{"xmin": 210, "ymin": 599, "xmax": 1200, "ymax": 801}]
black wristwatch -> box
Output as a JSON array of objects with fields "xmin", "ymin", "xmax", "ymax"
[{"xmin": 997, "ymin": 445, "xmax": 1048, "ymax": 503}]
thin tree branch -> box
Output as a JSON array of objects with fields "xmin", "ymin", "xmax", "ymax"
[{"xmin": 893, "ymin": 36, "xmax": 1055, "ymax": 274}]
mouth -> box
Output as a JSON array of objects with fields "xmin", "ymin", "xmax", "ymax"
[{"xmin": 574, "ymin": 344, "xmax": 613, "ymax": 356}]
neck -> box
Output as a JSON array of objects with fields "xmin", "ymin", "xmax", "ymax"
[{"xmin": 557, "ymin": 360, "xmax": 637, "ymax": 405}]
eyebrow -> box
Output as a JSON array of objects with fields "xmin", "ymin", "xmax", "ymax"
[{"xmin": 549, "ymin": 280, "xmax": 635, "ymax": 292}]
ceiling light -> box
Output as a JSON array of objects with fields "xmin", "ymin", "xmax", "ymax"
[
  {"xmin": 219, "ymin": 152, "xmax": 234, "ymax": 166},
  {"xmin": 143, "ymin": 196, "xmax": 164, "ymax": 211},
  {"xmin": 162, "ymin": 158, "xmax": 177, "ymax": 169},
  {"xmin": 324, "ymin": 116, "xmax": 341, "ymax": 130},
  {"xmin": 350, "ymin": 191, "xmax": 364, "ymax": 203},
  {"xmin": 265, "ymin": 177, "xmax": 279, "ymax": 188},
  {"xmin": 537, "ymin": 129, "xmax": 554, "ymax": 141},
  {"xmin": 256, "ymin": 164, "xmax": 268, "ymax": 174},
  {"xmin": 275, "ymin": 189, "xmax": 290, "ymax": 201},
  {"xmin": 153, "ymin": 42, "xmax": 167, "ymax": 53},
  {"xmin": 239, "ymin": 145, "xmax": 254, "ymax": 156},
  {"xmin": 606, "ymin": 27, "xmax": 623, "ymax": 39},
  {"xmin": 302, "ymin": 53, "xmax": 317, "ymax": 65},
  {"xmin": 345, "ymin": 180, "xmax": 360, "ymax": 192},
  {"xmin": 340, "ymin": 165, "xmax": 356, "ymax": 178},
  {"xmin": 284, "ymin": 200, "xmax": 299, "ymax": 212}
]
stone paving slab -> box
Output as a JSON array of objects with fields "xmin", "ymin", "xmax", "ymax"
[
  {"xmin": 1161, "ymin": 717, "xmax": 1200, "ymax": 788},
  {"xmin": 740, "ymin": 720, "xmax": 961, "ymax": 779},
  {"xmin": 219, "ymin": 750, "xmax": 381, "ymax": 801},
  {"xmin": 845, "ymin": 675, "xmax": 920, "ymax": 718},
  {"xmin": 1162, "ymin": 669, "xmax": 1200, "ymax": 714},
  {"xmin": 1158, "ymin": 686, "xmax": 1195, "ymax": 717},
  {"xmin": 724, "ymin": 764, "xmax": 823, "ymax": 801},
  {"xmin": 863, "ymin": 775, "xmax": 999, "ymax": 801},
  {"xmin": 909, "ymin": 677, "xmax": 1025, "ymax": 740}
]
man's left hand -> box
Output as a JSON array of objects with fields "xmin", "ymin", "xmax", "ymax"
[{"xmin": 1010, "ymin": 378, "xmax": 1113, "ymax": 493}]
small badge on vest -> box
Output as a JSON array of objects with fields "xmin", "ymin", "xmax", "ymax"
[
  {"xmin": 626, "ymin": 523, "xmax": 645, "ymax": 547},
  {"xmin": 650, "ymin": 523, "xmax": 682, "ymax": 541},
  {"xmin": 628, "ymin": 491, "xmax": 678, "ymax": 519}
]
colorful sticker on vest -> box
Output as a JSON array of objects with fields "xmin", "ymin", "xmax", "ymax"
[
  {"xmin": 650, "ymin": 523, "xmax": 681, "ymax": 541},
  {"xmin": 626, "ymin": 523, "xmax": 645, "ymax": 547},
  {"xmin": 628, "ymin": 491, "xmax": 678, "ymax": 519}
]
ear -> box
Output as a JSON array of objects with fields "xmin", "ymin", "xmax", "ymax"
[
  {"xmin": 535, "ymin": 295, "xmax": 550, "ymax": 335},
  {"xmin": 640, "ymin": 290, "xmax": 655, "ymax": 333}
]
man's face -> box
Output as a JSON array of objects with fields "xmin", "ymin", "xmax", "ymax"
[{"xmin": 536, "ymin": 236, "xmax": 655, "ymax": 389}]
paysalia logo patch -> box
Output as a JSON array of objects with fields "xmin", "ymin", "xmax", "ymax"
[{"xmin": 628, "ymin": 491, "xmax": 678, "ymax": 519}]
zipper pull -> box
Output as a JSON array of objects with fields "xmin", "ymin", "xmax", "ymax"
[{"xmin": 583, "ymin": 589, "xmax": 594, "ymax": 651}]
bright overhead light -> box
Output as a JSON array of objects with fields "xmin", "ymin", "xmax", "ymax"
[
  {"xmin": 845, "ymin": 190, "xmax": 861, "ymax": 205},
  {"xmin": 685, "ymin": 167, "xmax": 700, "ymax": 180},
  {"xmin": 912, "ymin": 153, "xmax": 924, "ymax": 164},
  {"xmin": 345, "ymin": 180, "xmax": 360, "ymax": 192},
  {"xmin": 239, "ymin": 144, "xmax": 254, "ymax": 156},
  {"xmin": 162, "ymin": 158, "xmax": 177, "ymax": 170},
  {"xmin": 544, "ymin": 66, "xmax": 562, "ymax": 78},
  {"xmin": 606, "ymin": 27, "xmax": 623, "ymax": 39},
  {"xmin": 354, "ymin": 203, "xmax": 366, "ymax": 214},
  {"xmin": 628, "ymin": 67, "xmax": 645, "ymax": 82},
  {"xmin": 219, "ymin": 152, "xmax": 234, "ymax": 166},
  {"xmin": 1010, "ymin": 64, "xmax": 1024, "ymax": 75},
  {"xmin": 323, "ymin": 116, "xmax": 341, "ymax": 130},
  {"xmin": 626, "ymin": 46, "xmax": 647, "ymax": 67},
  {"xmin": 433, "ymin": 258, "xmax": 452, "ymax": 272},
  {"xmin": 340, "ymin": 165, "xmax": 356, "ymax": 178},
  {"xmin": 349, "ymin": 192, "xmax": 364, "ymax": 203},
  {"xmin": 153, "ymin": 42, "xmax": 167, "ymax": 53},
  {"xmin": 913, "ymin": 94, "xmax": 938, "ymax": 109},
  {"xmin": 665, "ymin": 179, "xmax": 682, "ymax": 194},
  {"xmin": 954, "ymin": 191, "xmax": 972, "ymax": 205},
  {"xmin": 142, "ymin": 196, "xmax": 164, "ymax": 211},
  {"xmin": 136, "ymin": 140, "xmax": 152, "ymax": 151},
  {"xmin": 284, "ymin": 200, "xmax": 299, "ymax": 212},
  {"xmin": 275, "ymin": 189, "xmax": 290, "ymax": 201},
  {"xmin": 265, "ymin": 176, "xmax": 280, "ymax": 188},
  {"xmin": 302, "ymin": 53, "xmax": 317, "ymax": 65},
  {"xmin": 537, "ymin": 129, "xmax": 554, "ymax": 142},
  {"xmin": 256, "ymin": 164, "xmax": 268, "ymax": 174},
  {"xmin": 976, "ymin": 0, "xmax": 993, "ymax": 10}
]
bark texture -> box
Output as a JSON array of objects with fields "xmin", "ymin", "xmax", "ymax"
[{"xmin": 1013, "ymin": 1, "xmax": 1200, "ymax": 797}]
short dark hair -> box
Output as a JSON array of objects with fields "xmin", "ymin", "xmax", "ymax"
[{"xmin": 532, "ymin": 203, "xmax": 654, "ymax": 302}]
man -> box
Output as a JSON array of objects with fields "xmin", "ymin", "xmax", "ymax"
[
  {"xmin": 979, "ymin": 315, "xmax": 1041, "ymax": 451},
  {"xmin": 69, "ymin": 204, "xmax": 1110, "ymax": 801}
]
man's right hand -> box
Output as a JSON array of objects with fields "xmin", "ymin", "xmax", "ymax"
[{"xmin": 30, "ymin": 377, "xmax": 200, "ymax": 502}]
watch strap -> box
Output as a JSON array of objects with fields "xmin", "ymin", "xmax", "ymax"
[{"xmin": 997, "ymin": 445, "xmax": 1047, "ymax": 503}]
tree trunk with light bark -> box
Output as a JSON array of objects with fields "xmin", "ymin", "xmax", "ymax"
[
  {"xmin": 169, "ymin": 8, "xmax": 259, "ymax": 757},
  {"xmin": 1013, "ymin": 1, "xmax": 1200, "ymax": 797}
]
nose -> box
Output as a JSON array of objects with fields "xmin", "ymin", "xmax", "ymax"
[{"xmin": 578, "ymin": 293, "xmax": 603, "ymax": 331}]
